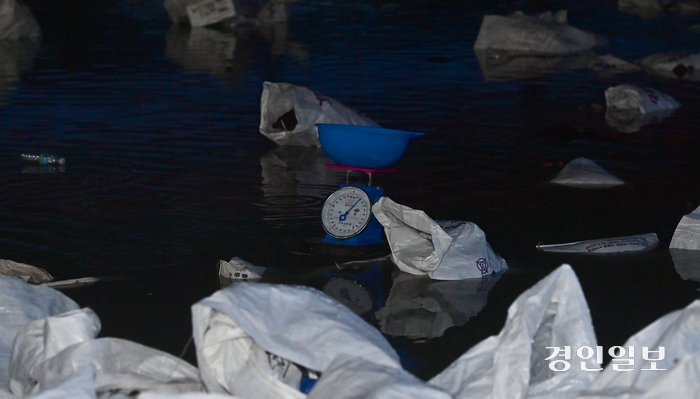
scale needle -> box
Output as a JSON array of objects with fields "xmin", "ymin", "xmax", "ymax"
[{"xmin": 339, "ymin": 198, "xmax": 362, "ymax": 222}]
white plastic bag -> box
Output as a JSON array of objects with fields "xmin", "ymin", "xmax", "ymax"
[
  {"xmin": 550, "ymin": 157, "xmax": 625, "ymax": 188},
  {"xmin": 307, "ymin": 354, "xmax": 453, "ymax": 399},
  {"xmin": 218, "ymin": 257, "xmax": 266, "ymax": 280},
  {"xmin": 372, "ymin": 197, "xmax": 507, "ymax": 280},
  {"xmin": 9, "ymin": 308, "xmax": 101, "ymax": 396},
  {"xmin": 429, "ymin": 265, "xmax": 599, "ymax": 399},
  {"xmin": 473, "ymin": 11, "xmax": 600, "ymax": 55},
  {"xmin": 537, "ymin": 233, "xmax": 658, "ymax": 255},
  {"xmin": 0, "ymin": 0, "xmax": 42, "ymax": 39},
  {"xmin": 577, "ymin": 300, "xmax": 700, "ymax": 398},
  {"xmin": 638, "ymin": 51, "xmax": 700, "ymax": 80},
  {"xmin": 605, "ymin": 84, "xmax": 681, "ymax": 114},
  {"xmin": 18, "ymin": 338, "xmax": 203, "ymax": 398},
  {"xmin": 669, "ymin": 204, "xmax": 700, "ymax": 250},
  {"xmin": 191, "ymin": 283, "xmax": 401, "ymax": 398},
  {"xmin": 0, "ymin": 275, "xmax": 79, "ymax": 390},
  {"xmin": 259, "ymin": 81, "xmax": 380, "ymax": 147}
]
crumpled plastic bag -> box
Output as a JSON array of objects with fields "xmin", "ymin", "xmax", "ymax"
[
  {"xmin": 429, "ymin": 265, "xmax": 599, "ymax": 399},
  {"xmin": 577, "ymin": 299, "xmax": 700, "ymax": 398},
  {"xmin": 669, "ymin": 204, "xmax": 700, "ymax": 250},
  {"xmin": 8, "ymin": 308, "xmax": 101, "ymax": 396},
  {"xmin": 0, "ymin": 275, "xmax": 79, "ymax": 391},
  {"xmin": 259, "ymin": 81, "xmax": 379, "ymax": 147},
  {"xmin": 473, "ymin": 10, "xmax": 600, "ymax": 55},
  {"xmin": 0, "ymin": 0, "xmax": 42, "ymax": 39},
  {"xmin": 218, "ymin": 257, "xmax": 267, "ymax": 280},
  {"xmin": 375, "ymin": 271, "xmax": 499, "ymax": 339},
  {"xmin": 7, "ymin": 307, "xmax": 202, "ymax": 398},
  {"xmin": 306, "ymin": 354, "xmax": 453, "ymax": 399},
  {"xmin": 1, "ymin": 276, "xmax": 202, "ymax": 398},
  {"xmin": 550, "ymin": 157, "xmax": 625, "ymax": 188},
  {"xmin": 605, "ymin": 84, "xmax": 681, "ymax": 114},
  {"xmin": 191, "ymin": 282, "xmax": 401, "ymax": 398},
  {"xmin": 371, "ymin": 197, "xmax": 507, "ymax": 280}
]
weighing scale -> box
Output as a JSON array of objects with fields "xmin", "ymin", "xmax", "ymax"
[{"xmin": 320, "ymin": 164, "xmax": 394, "ymax": 247}]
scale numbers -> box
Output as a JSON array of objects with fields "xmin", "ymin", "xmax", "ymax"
[{"xmin": 321, "ymin": 186, "xmax": 373, "ymax": 239}]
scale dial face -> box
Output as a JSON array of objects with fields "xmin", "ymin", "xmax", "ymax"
[{"xmin": 321, "ymin": 186, "xmax": 373, "ymax": 239}]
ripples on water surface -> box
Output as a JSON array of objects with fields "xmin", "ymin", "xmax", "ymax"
[{"xmin": 1, "ymin": 0, "xmax": 700, "ymax": 379}]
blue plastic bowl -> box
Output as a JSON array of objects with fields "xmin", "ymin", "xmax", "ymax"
[{"xmin": 316, "ymin": 124, "xmax": 424, "ymax": 169}]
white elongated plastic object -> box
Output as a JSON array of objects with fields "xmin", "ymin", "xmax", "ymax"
[
  {"xmin": 550, "ymin": 157, "xmax": 624, "ymax": 188},
  {"xmin": 670, "ymin": 204, "xmax": 700, "ymax": 250},
  {"xmin": 536, "ymin": 233, "xmax": 659, "ymax": 254},
  {"xmin": 372, "ymin": 197, "xmax": 507, "ymax": 280}
]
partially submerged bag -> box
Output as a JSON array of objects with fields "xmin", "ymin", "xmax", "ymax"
[
  {"xmin": 259, "ymin": 81, "xmax": 379, "ymax": 147},
  {"xmin": 550, "ymin": 157, "xmax": 625, "ymax": 188},
  {"xmin": 537, "ymin": 233, "xmax": 659, "ymax": 255},
  {"xmin": 191, "ymin": 283, "xmax": 401, "ymax": 398},
  {"xmin": 0, "ymin": 0, "xmax": 42, "ymax": 39},
  {"xmin": 473, "ymin": 10, "xmax": 600, "ymax": 55},
  {"xmin": 372, "ymin": 197, "xmax": 507, "ymax": 280},
  {"xmin": 429, "ymin": 265, "xmax": 599, "ymax": 399},
  {"xmin": 669, "ymin": 204, "xmax": 700, "ymax": 250},
  {"xmin": 605, "ymin": 84, "xmax": 681, "ymax": 114},
  {"xmin": 638, "ymin": 51, "xmax": 700, "ymax": 80}
]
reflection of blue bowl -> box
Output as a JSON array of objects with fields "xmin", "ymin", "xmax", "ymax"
[{"xmin": 316, "ymin": 124, "xmax": 424, "ymax": 169}]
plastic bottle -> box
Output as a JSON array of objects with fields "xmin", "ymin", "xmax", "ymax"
[{"xmin": 21, "ymin": 153, "xmax": 66, "ymax": 165}]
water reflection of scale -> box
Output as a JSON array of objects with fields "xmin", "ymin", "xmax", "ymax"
[{"xmin": 315, "ymin": 124, "xmax": 424, "ymax": 250}]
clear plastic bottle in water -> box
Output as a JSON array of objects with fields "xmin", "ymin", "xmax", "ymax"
[{"xmin": 21, "ymin": 153, "xmax": 66, "ymax": 165}]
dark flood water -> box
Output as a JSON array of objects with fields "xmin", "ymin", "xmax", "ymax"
[{"xmin": 2, "ymin": 0, "xmax": 700, "ymax": 380}]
